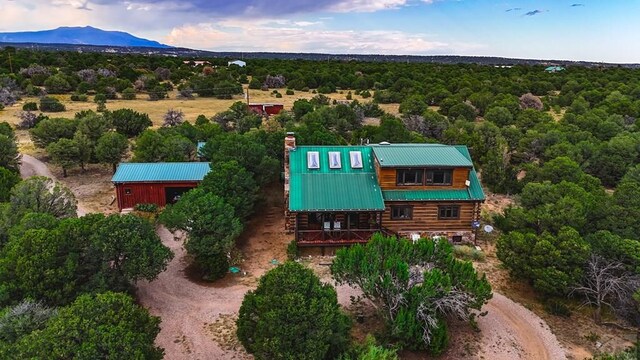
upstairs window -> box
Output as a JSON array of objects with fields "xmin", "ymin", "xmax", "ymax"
[
  {"xmin": 438, "ymin": 205, "xmax": 460, "ymax": 220},
  {"xmin": 391, "ymin": 205, "xmax": 413, "ymax": 220},
  {"xmin": 396, "ymin": 169, "xmax": 423, "ymax": 186},
  {"xmin": 426, "ymin": 169, "xmax": 453, "ymax": 185}
]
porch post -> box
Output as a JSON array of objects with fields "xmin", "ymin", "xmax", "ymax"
[
  {"xmin": 295, "ymin": 213, "xmax": 300, "ymax": 242},
  {"xmin": 378, "ymin": 211, "xmax": 383, "ymax": 231},
  {"xmin": 321, "ymin": 213, "xmax": 325, "ymax": 241},
  {"xmin": 347, "ymin": 212, "xmax": 351, "ymax": 240}
]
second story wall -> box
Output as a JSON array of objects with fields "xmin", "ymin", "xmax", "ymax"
[{"xmin": 374, "ymin": 161, "xmax": 470, "ymax": 190}]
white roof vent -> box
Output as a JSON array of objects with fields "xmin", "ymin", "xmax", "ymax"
[
  {"xmin": 307, "ymin": 151, "xmax": 320, "ymax": 169},
  {"xmin": 379, "ymin": 141, "xmax": 391, "ymax": 145},
  {"xmin": 328, "ymin": 152, "xmax": 342, "ymax": 169}
]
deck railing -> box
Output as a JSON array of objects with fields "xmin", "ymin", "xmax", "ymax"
[{"xmin": 297, "ymin": 228, "xmax": 397, "ymax": 246}]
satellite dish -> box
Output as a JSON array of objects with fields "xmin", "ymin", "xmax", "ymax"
[{"xmin": 484, "ymin": 225, "xmax": 494, "ymax": 233}]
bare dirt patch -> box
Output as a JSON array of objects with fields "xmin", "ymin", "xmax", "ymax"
[{"xmin": 51, "ymin": 163, "xmax": 119, "ymax": 215}]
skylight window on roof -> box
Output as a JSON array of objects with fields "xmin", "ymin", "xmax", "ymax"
[
  {"xmin": 350, "ymin": 151, "xmax": 363, "ymax": 168},
  {"xmin": 329, "ymin": 152, "xmax": 342, "ymax": 169},
  {"xmin": 307, "ymin": 151, "xmax": 320, "ymax": 169}
]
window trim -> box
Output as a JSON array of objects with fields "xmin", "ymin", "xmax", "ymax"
[
  {"xmin": 396, "ymin": 169, "xmax": 424, "ymax": 186},
  {"xmin": 391, "ymin": 205, "xmax": 413, "ymax": 220},
  {"xmin": 438, "ymin": 205, "xmax": 460, "ymax": 220},
  {"xmin": 426, "ymin": 169, "xmax": 453, "ymax": 186}
]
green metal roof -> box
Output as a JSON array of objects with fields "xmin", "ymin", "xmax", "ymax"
[
  {"xmin": 370, "ymin": 144, "xmax": 473, "ymax": 168},
  {"xmin": 288, "ymin": 146, "xmax": 385, "ymax": 212},
  {"xmin": 379, "ymin": 144, "xmax": 484, "ymax": 202},
  {"xmin": 112, "ymin": 162, "xmax": 211, "ymax": 183}
]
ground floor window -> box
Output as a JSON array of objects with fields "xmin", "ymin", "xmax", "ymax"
[
  {"xmin": 124, "ymin": 188, "xmax": 132, "ymax": 195},
  {"xmin": 391, "ymin": 205, "xmax": 413, "ymax": 220},
  {"xmin": 438, "ymin": 205, "xmax": 460, "ymax": 219}
]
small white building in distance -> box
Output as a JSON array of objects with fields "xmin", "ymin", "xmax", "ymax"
[{"xmin": 228, "ymin": 60, "xmax": 247, "ymax": 67}]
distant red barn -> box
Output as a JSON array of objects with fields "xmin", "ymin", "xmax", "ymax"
[
  {"xmin": 111, "ymin": 162, "xmax": 211, "ymax": 211},
  {"xmin": 248, "ymin": 103, "xmax": 284, "ymax": 116}
]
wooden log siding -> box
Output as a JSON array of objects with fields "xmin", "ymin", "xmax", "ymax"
[
  {"xmin": 374, "ymin": 163, "xmax": 470, "ymax": 190},
  {"xmin": 383, "ymin": 201, "xmax": 479, "ymax": 233}
]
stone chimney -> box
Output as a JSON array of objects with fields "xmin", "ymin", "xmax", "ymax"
[{"xmin": 284, "ymin": 132, "xmax": 296, "ymax": 232}]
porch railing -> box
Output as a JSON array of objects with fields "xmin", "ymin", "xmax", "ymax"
[{"xmin": 296, "ymin": 227, "xmax": 398, "ymax": 246}]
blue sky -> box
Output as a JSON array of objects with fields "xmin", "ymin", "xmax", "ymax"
[{"xmin": 1, "ymin": 0, "xmax": 639, "ymax": 62}]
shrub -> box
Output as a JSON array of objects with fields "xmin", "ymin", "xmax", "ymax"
[
  {"xmin": 22, "ymin": 102, "xmax": 38, "ymax": 111},
  {"xmin": 94, "ymin": 93, "xmax": 107, "ymax": 103},
  {"xmin": 70, "ymin": 93, "xmax": 88, "ymax": 102},
  {"xmin": 121, "ymin": 87, "xmax": 136, "ymax": 100},
  {"xmin": 285, "ymin": 89, "xmax": 294, "ymax": 95},
  {"xmin": 453, "ymin": 245, "xmax": 486, "ymax": 261},
  {"xmin": 543, "ymin": 299, "xmax": 572, "ymax": 317},
  {"xmin": 39, "ymin": 97, "xmax": 65, "ymax": 112},
  {"xmin": 148, "ymin": 86, "xmax": 167, "ymax": 101},
  {"xmin": 275, "ymin": 93, "xmax": 282, "ymax": 98},
  {"xmin": 134, "ymin": 203, "xmax": 159, "ymax": 213},
  {"xmin": 286, "ymin": 240, "xmax": 299, "ymax": 261},
  {"xmin": 237, "ymin": 262, "xmax": 350, "ymax": 360},
  {"xmin": 360, "ymin": 90, "xmax": 372, "ymax": 98}
]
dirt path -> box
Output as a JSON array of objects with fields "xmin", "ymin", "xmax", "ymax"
[
  {"xmin": 136, "ymin": 226, "xmax": 252, "ymax": 360},
  {"xmin": 477, "ymin": 293, "xmax": 567, "ymax": 360},
  {"xmin": 19, "ymin": 154, "xmax": 90, "ymax": 216}
]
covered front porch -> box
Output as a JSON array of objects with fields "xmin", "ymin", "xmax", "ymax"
[{"xmin": 294, "ymin": 211, "xmax": 395, "ymax": 246}]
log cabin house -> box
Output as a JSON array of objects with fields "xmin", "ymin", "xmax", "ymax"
[{"xmin": 283, "ymin": 133, "xmax": 485, "ymax": 246}]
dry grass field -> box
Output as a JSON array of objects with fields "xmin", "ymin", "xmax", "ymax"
[{"xmin": 0, "ymin": 86, "xmax": 399, "ymax": 128}]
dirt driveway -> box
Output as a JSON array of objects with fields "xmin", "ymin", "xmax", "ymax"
[
  {"xmin": 478, "ymin": 293, "xmax": 567, "ymax": 360},
  {"xmin": 19, "ymin": 154, "xmax": 90, "ymax": 216}
]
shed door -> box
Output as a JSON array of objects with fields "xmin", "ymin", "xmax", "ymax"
[{"xmin": 165, "ymin": 187, "xmax": 193, "ymax": 205}]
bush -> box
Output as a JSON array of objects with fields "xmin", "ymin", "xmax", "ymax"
[
  {"xmin": 134, "ymin": 203, "xmax": 159, "ymax": 213},
  {"xmin": 286, "ymin": 239, "xmax": 299, "ymax": 260},
  {"xmin": 285, "ymin": 89, "xmax": 294, "ymax": 95},
  {"xmin": 275, "ymin": 93, "xmax": 282, "ymax": 98},
  {"xmin": 93, "ymin": 93, "xmax": 107, "ymax": 103},
  {"xmin": 237, "ymin": 262, "xmax": 350, "ymax": 360},
  {"xmin": 543, "ymin": 299, "xmax": 572, "ymax": 317},
  {"xmin": 360, "ymin": 90, "xmax": 372, "ymax": 98},
  {"xmin": 121, "ymin": 87, "xmax": 136, "ymax": 100},
  {"xmin": 70, "ymin": 93, "xmax": 88, "ymax": 102},
  {"xmin": 453, "ymin": 245, "xmax": 486, "ymax": 261},
  {"xmin": 22, "ymin": 102, "xmax": 38, "ymax": 111},
  {"xmin": 39, "ymin": 97, "xmax": 65, "ymax": 112}
]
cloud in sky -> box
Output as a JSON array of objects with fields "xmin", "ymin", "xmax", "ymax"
[
  {"xmin": 505, "ymin": 8, "xmax": 522, "ymax": 12},
  {"xmin": 164, "ymin": 21, "xmax": 484, "ymax": 55},
  {"xmin": 571, "ymin": 3, "xmax": 585, "ymax": 7},
  {"xmin": 84, "ymin": 0, "xmax": 412, "ymax": 16},
  {"xmin": 524, "ymin": 9, "xmax": 545, "ymax": 16}
]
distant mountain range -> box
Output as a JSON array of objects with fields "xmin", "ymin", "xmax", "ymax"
[
  {"xmin": 0, "ymin": 26, "xmax": 170, "ymax": 48},
  {"xmin": 0, "ymin": 26, "xmax": 638, "ymax": 68}
]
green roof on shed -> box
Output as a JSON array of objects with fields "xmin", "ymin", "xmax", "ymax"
[
  {"xmin": 112, "ymin": 162, "xmax": 211, "ymax": 183},
  {"xmin": 370, "ymin": 144, "xmax": 473, "ymax": 168},
  {"xmin": 288, "ymin": 146, "xmax": 385, "ymax": 212}
]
